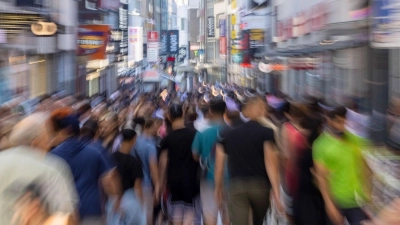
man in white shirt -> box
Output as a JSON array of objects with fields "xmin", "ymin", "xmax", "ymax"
[{"xmin": 0, "ymin": 113, "xmax": 78, "ymax": 225}]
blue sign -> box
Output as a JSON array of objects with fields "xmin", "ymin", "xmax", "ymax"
[{"xmin": 220, "ymin": 19, "xmax": 226, "ymax": 37}]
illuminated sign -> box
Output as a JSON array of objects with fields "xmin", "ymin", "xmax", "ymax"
[
  {"xmin": 77, "ymin": 25, "xmax": 109, "ymax": 60},
  {"xmin": 128, "ymin": 27, "xmax": 143, "ymax": 62},
  {"xmin": 258, "ymin": 62, "xmax": 287, "ymax": 73}
]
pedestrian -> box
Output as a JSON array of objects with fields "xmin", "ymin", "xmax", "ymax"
[
  {"xmin": 49, "ymin": 109, "xmax": 118, "ymax": 225},
  {"xmin": 159, "ymin": 103, "xmax": 201, "ymax": 225},
  {"xmin": 107, "ymin": 128, "xmax": 146, "ymax": 225},
  {"xmin": 313, "ymin": 107, "xmax": 371, "ymax": 225},
  {"xmin": 192, "ymin": 99, "xmax": 228, "ymax": 225},
  {"xmin": 0, "ymin": 113, "xmax": 78, "ymax": 225},
  {"xmin": 215, "ymin": 96, "xmax": 281, "ymax": 225},
  {"xmin": 133, "ymin": 118, "xmax": 161, "ymax": 225}
]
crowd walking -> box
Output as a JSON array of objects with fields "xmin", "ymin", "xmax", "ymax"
[{"xmin": 1, "ymin": 86, "xmax": 400, "ymax": 225}]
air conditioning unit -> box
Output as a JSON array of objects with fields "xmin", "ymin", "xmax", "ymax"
[{"xmin": 31, "ymin": 22, "xmax": 57, "ymax": 36}]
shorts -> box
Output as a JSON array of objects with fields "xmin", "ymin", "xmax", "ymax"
[
  {"xmin": 167, "ymin": 194, "xmax": 202, "ymax": 225},
  {"xmin": 200, "ymin": 180, "xmax": 229, "ymax": 224}
]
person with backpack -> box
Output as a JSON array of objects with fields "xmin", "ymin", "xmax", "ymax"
[{"xmin": 192, "ymin": 99, "xmax": 228, "ymax": 225}]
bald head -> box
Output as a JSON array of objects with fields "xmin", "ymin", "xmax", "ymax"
[{"xmin": 9, "ymin": 113, "xmax": 49, "ymax": 147}]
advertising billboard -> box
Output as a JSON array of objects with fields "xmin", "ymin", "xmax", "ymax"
[
  {"xmin": 119, "ymin": 1, "xmax": 128, "ymax": 58},
  {"xmin": 159, "ymin": 30, "xmax": 179, "ymax": 55},
  {"xmin": 207, "ymin": 16, "xmax": 215, "ymax": 37},
  {"xmin": 160, "ymin": 30, "xmax": 169, "ymax": 55},
  {"xmin": 147, "ymin": 31, "xmax": 159, "ymax": 62},
  {"xmin": 169, "ymin": 30, "xmax": 179, "ymax": 54},
  {"xmin": 371, "ymin": 0, "xmax": 400, "ymax": 48},
  {"xmin": 77, "ymin": 25, "xmax": 109, "ymax": 60},
  {"xmin": 128, "ymin": 27, "xmax": 143, "ymax": 62}
]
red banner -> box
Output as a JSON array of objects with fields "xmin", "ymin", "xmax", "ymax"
[{"xmin": 220, "ymin": 37, "xmax": 227, "ymax": 56}]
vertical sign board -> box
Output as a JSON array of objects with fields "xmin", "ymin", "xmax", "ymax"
[
  {"xmin": 160, "ymin": 30, "xmax": 169, "ymax": 55},
  {"xmin": 147, "ymin": 31, "xmax": 159, "ymax": 62},
  {"xmin": 371, "ymin": 0, "xmax": 400, "ymax": 48},
  {"xmin": 119, "ymin": 0, "xmax": 128, "ymax": 58},
  {"xmin": 128, "ymin": 27, "xmax": 143, "ymax": 62},
  {"xmin": 219, "ymin": 15, "xmax": 227, "ymax": 58},
  {"xmin": 208, "ymin": 16, "xmax": 215, "ymax": 37},
  {"xmin": 77, "ymin": 25, "xmax": 109, "ymax": 60},
  {"xmin": 169, "ymin": 30, "xmax": 179, "ymax": 54}
]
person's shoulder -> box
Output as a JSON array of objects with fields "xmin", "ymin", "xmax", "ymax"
[
  {"xmin": 312, "ymin": 133, "xmax": 330, "ymax": 152},
  {"xmin": 184, "ymin": 127, "xmax": 197, "ymax": 135}
]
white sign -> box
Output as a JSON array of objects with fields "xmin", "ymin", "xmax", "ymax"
[
  {"xmin": 147, "ymin": 42, "xmax": 159, "ymax": 62},
  {"xmin": 128, "ymin": 27, "xmax": 143, "ymax": 63}
]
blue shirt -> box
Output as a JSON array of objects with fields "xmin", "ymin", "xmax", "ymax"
[
  {"xmin": 50, "ymin": 138, "xmax": 112, "ymax": 218},
  {"xmin": 192, "ymin": 124, "xmax": 221, "ymax": 182},
  {"xmin": 132, "ymin": 135, "xmax": 157, "ymax": 187}
]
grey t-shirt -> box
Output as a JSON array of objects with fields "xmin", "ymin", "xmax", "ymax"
[{"xmin": 0, "ymin": 146, "xmax": 78, "ymax": 225}]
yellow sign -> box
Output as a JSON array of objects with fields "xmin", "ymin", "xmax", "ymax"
[
  {"xmin": 250, "ymin": 30, "xmax": 264, "ymax": 41},
  {"xmin": 231, "ymin": 49, "xmax": 240, "ymax": 55},
  {"xmin": 231, "ymin": 30, "xmax": 236, "ymax": 39},
  {"xmin": 231, "ymin": 14, "xmax": 236, "ymax": 25},
  {"xmin": 231, "ymin": 0, "xmax": 236, "ymax": 10}
]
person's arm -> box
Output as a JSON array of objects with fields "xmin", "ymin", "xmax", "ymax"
[
  {"xmin": 312, "ymin": 162, "xmax": 344, "ymax": 225},
  {"xmin": 214, "ymin": 143, "xmax": 226, "ymax": 206},
  {"xmin": 279, "ymin": 124, "xmax": 290, "ymax": 159},
  {"xmin": 149, "ymin": 153, "xmax": 160, "ymax": 201},
  {"xmin": 264, "ymin": 141, "xmax": 282, "ymax": 211},
  {"xmin": 192, "ymin": 132, "xmax": 201, "ymax": 162},
  {"xmin": 159, "ymin": 150, "xmax": 168, "ymax": 191},
  {"xmin": 134, "ymin": 178, "xmax": 144, "ymax": 206}
]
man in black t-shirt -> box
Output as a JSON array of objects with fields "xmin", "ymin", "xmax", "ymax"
[
  {"xmin": 215, "ymin": 96, "xmax": 281, "ymax": 225},
  {"xmin": 159, "ymin": 103, "xmax": 201, "ymax": 225},
  {"xmin": 112, "ymin": 129, "xmax": 144, "ymax": 202}
]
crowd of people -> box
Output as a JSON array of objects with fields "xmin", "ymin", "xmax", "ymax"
[{"xmin": 0, "ymin": 86, "xmax": 400, "ymax": 225}]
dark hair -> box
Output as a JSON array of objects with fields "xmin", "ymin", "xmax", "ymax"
[
  {"xmin": 133, "ymin": 117, "xmax": 145, "ymax": 126},
  {"xmin": 144, "ymin": 118, "xmax": 155, "ymax": 129},
  {"xmin": 77, "ymin": 103, "xmax": 92, "ymax": 117},
  {"xmin": 168, "ymin": 103, "xmax": 183, "ymax": 121},
  {"xmin": 50, "ymin": 108, "xmax": 80, "ymax": 136},
  {"xmin": 200, "ymin": 105, "xmax": 209, "ymax": 116},
  {"xmin": 209, "ymin": 99, "xmax": 226, "ymax": 115},
  {"xmin": 80, "ymin": 119, "xmax": 99, "ymax": 139},
  {"xmin": 186, "ymin": 105, "xmax": 197, "ymax": 122},
  {"xmin": 326, "ymin": 106, "xmax": 347, "ymax": 119},
  {"xmin": 121, "ymin": 129, "xmax": 137, "ymax": 142}
]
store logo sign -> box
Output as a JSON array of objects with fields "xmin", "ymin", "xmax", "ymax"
[{"xmin": 77, "ymin": 25, "xmax": 109, "ymax": 60}]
